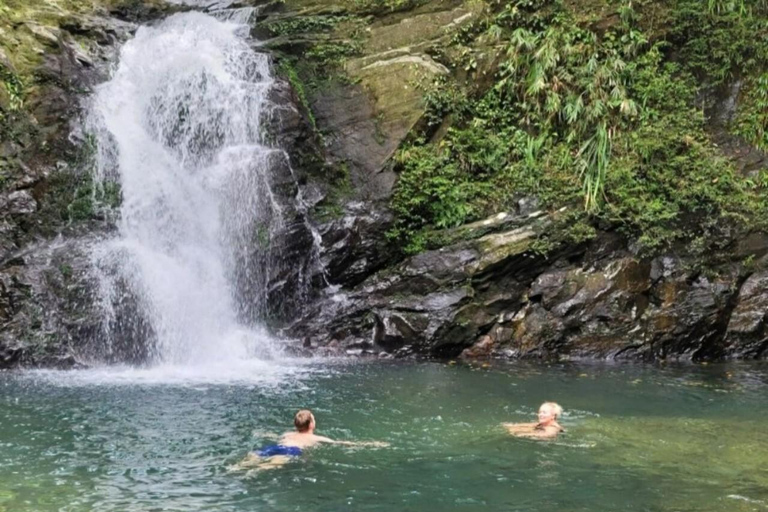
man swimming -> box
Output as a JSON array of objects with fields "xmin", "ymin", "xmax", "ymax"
[
  {"xmin": 239, "ymin": 409, "xmax": 387, "ymax": 470},
  {"xmin": 504, "ymin": 401, "xmax": 565, "ymax": 440}
]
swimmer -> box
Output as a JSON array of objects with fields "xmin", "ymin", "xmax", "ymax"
[
  {"xmin": 237, "ymin": 409, "xmax": 387, "ymax": 471},
  {"xmin": 504, "ymin": 402, "xmax": 564, "ymax": 440}
]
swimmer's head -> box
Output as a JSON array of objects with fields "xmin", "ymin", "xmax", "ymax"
[
  {"xmin": 294, "ymin": 409, "xmax": 315, "ymax": 433},
  {"xmin": 537, "ymin": 402, "xmax": 563, "ymax": 425}
]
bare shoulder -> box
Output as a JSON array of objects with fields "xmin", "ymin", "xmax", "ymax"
[{"xmin": 279, "ymin": 432, "xmax": 299, "ymax": 443}]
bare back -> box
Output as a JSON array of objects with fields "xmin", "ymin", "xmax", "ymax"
[{"xmin": 279, "ymin": 431, "xmax": 334, "ymax": 449}]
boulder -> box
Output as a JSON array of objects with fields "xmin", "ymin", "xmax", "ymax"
[
  {"xmin": 723, "ymin": 272, "xmax": 768, "ymax": 358},
  {"xmin": 459, "ymin": 335, "xmax": 495, "ymax": 359}
]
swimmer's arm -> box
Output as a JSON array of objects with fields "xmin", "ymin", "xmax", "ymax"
[
  {"xmin": 335, "ymin": 440, "xmax": 390, "ymax": 447},
  {"xmin": 318, "ymin": 436, "xmax": 389, "ymax": 447},
  {"xmin": 512, "ymin": 425, "xmax": 561, "ymax": 440},
  {"xmin": 514, "ymin": 430, "xmax": 558, "ymax": 439}
]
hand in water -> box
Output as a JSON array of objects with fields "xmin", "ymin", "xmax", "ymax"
[
  {"xmin": 335, "ymin": 440, "xmax": 390, "ymax": 448},
  {"xmin": 361, "ymin": 441, "xmax": 390, "ymax": 448}
]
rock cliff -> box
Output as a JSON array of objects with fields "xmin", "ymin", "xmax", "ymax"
[{"xmin": 1, "ymin": 0, "xmax": 766, "ymax": 366}]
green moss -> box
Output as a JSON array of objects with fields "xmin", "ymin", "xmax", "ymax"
[
  {"xmin": 32, "ymin": 133, "xmax": 121, "ymax": 229},
  {"xmin": 255, "ymin": 223, "xmax": 270, "ymax": 249},
  {"xmin": 59, "ymin": 264, "xmax": 73, "ymax": 279},
  {"xmin": 305, "ymin": 40, "xmax": 362, "ymax": 70},
  {"xmin": 351, "ymin": 0, "xmax": 429, "ymax": 15},
  {"xmin": 0, "ymin": 67, "xmax": 25, "ymax": 114},
  {"xmin": 271, "ymin": 37, "xmax": 362, "ymax": 109},
  {"xmin": 263, "ymin": 15, "xmax": 348, "ymax": 36},
  {"xmin": 313, "ymin": 161, "xmax": 353, "ymax": 221},
  {"xmin": 277, "ymin": 59, "xmax": 317, "ymax": 130}
]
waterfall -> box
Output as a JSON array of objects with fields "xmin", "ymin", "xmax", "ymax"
[{"xmin": 88, "ymin": 11, "xmax": 288, "ymax": 366}]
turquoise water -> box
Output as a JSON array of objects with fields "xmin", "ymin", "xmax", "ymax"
[{"xmin": 1, "ymin": 361, "xmax": 767, "ymax": 512}]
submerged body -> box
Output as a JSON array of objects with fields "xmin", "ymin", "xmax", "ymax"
[
  {"xmin": 240, "ymin": 410, "xmax": 386, "ymax": 470},
  {"xmin": 504, "ymin": 402, "xmax": 565, "ymax": 440}
]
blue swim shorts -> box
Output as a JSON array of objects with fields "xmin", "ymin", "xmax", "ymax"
[{"xmin": 256, "ymin": 445, "xmax": 303, "ymax": 457}]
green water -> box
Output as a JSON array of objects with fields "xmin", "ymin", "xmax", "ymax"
[{"xmin": 1, "ymin": 361, "xmax": 767, "ymax": 512}]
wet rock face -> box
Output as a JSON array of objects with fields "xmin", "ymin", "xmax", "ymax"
[
  {"xmin": 272, "ymin": 0, "xmax": 475, "ymax": 204},
  {"xmin": 287, "ymin": 209, "xmax": 553, "ymax": 355},
  {"xmin": 723, "ymin": 272, "xmax": 768, "ymax": 358},
  {"xmin": 0, "ymin": 236, "xmax": 110, "ymax": 369},
  {"xmin": 0, "ymin": 2, "xmax": 171, "ymax": 368},
  {"xmin": 310, "ymin": 82, "xmax": 399, "ymax": 202},
  {"xmin": 259, "ymin": 0, "xmax": 480, "ymax": 293},
  {"xmin": 289, "ymin": 208, "xmax": 768, "ymax": 361},
  {"xmin": 316, "ymin": 201, "xmax": 396, "ymax": 288}
]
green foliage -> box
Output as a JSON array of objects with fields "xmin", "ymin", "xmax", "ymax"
[
  {"xmin": 0, "ymin": 66, "xmax": 25, "ymax": 141},
  {"xmin": 305, "ymin": 41, "xmax": 362, "ymax": 69},
  {"xmin": 388, "ymin": 0, "xmax": 767, "ymax": 256},
  {"xmin": 351, "ymin": 0, "xmax": 427, "ymax": 14},
  {"xmin": 421, "ymin": 77, "xmax": 470, "ymax": 127},
  {"xmin": 388, "ymin": 144, "xmax": 481, "ymax": 252},
  {"xmin": 491, "ymin": 1, "xmax": 643, "ymax": 211},
  {"xmin": 733, "ymin": 72, "xmax": 768, "ymax": 150},
  {"xmin": 59, "ymin": 264, "xmax": 73, "ymax": 279},
  {"xmin": 671, "ymin": 0, "xmax": 767, "ymax": 85},
  {"xmin": 706, "ymin": 0, "xmax": 764, "ymax": 15},
  {"xmin": 1, "ymin": 70, "xmax": 24, "ymax": 113}
]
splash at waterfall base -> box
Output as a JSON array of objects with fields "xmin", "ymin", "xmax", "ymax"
[
  {"xmin": 0, "ymin": 4, "xmax": 325, "ymax": 369},
  {"xmin": 86, "ymin": 11, "xmax": 323, "ymax": 366}
]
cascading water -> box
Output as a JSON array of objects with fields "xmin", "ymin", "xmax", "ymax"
[{"xmin": 88, "ymin": 11, "xmax": 291, "ymax": 368}]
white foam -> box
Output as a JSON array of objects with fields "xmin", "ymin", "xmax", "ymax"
[
  {"xmin": 727, "ymin": 495, "xmax": 767, "ymax": 506},
  {"xmin": 19, "ymin": 357, "xmax": 323, "ymax": 387}
]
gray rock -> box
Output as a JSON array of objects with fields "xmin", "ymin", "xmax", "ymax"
[
  {"xmin": 2, "ymin": 190, "xmax": 38, "ymax": 215},
  {"xmin": 459, "ymin": 335, "xmax": 495, "ymax": 359},
  {"xmin": 723, "ymin": 272, "xmax": 768, "ymax": 358}
]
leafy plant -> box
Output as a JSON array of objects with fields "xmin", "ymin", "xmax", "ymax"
[
  {"xmin": 1, "ymin": 66, "xmax": 24, "ymax": 116},
  {"xmin": 387, "ymin": 0, "xmax": 767, "ymax": 255},
  {"xmin": 733, "ymin": 72, "xmax": 768, "ymax": 150}
]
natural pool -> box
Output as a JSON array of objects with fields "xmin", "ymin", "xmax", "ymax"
[{"xmin": 1, "ymin": 360, "xmax": 767, "ymax": 512}]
